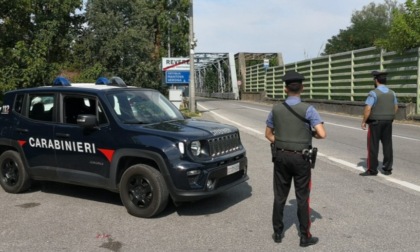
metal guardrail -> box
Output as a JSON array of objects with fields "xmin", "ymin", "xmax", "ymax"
[{"xmin": 245, "ymin": 47, "xmax": 420, "ymax": 114}]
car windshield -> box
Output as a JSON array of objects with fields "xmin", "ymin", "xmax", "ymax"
[{"xmin": 106, "ymin": 89, "xmax": 184, "ymax": 124}]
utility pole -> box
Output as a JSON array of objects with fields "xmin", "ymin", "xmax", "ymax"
[{"xmin": 189, "ymin": 0, "xmax": 196, "ymax": 113}]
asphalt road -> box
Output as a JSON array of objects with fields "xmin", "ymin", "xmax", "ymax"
[{"xmin": 1, "ymin": 98, "xmax": 419, "ymax": 251}]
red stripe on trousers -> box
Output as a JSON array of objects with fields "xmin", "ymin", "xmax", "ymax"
[
  {"xmin": 367, "ymin": 127, "xmax": 371, "ymax": 172},
  {"xmin": 306, "ymin": 177, "xmax": 312, "ymax": 237}
]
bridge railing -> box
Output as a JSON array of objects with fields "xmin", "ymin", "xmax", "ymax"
[{"xmin": 245, "ymin": 47, "xmax": 420, "ymax": 114}]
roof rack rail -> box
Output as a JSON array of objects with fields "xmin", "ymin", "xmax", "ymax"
[{"xmin": 109, "ymin": 76, "xmax": 127, "ymax": 87}]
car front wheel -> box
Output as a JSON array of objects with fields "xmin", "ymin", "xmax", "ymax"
[{"xmin": 119, "ymin": 164, "xmax": 168, "ymax": 218}]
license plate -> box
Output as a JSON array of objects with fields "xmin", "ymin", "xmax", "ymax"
[{"xmin": 227, "ymin": 162, "xmax": 240, "ymax": 175}]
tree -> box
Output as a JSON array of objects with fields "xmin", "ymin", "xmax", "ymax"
[
  {"xmin": 323, "ymin": 0, "xmax": 401, "ymax": 55},
  {"xmin": 375, "ymin": 0, "xmax": 420, "ymax": 52},
  {"xmin": 159, "ymin": 0, "xmax": 190, "ymax": 58},
  {"xmin": 72, "ymin": 0, "xmax": 189, "ymax": 89},
  {"xmin": 1, "ymin": 0, "xmax": 190, "ymax": 92},
  {"xmin": 0, "ymin": 0, "xmax": 83, "ymax": 91}
]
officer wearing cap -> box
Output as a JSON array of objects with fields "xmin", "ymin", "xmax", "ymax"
[
  {"xmin": 360, "ymin": 70, "xmax": 398, "ymax": 176},
  {"xmin": 265, "ymin": 70, "xmax": 326, "ymax": 247}
]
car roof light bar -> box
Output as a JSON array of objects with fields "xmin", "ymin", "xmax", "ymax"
[
  {"xmin": 52, "ymin": 77, "xmax": 71, "ymax": 86},
  {"xmin": 95, "ymin": 77, "xmax": 110, "ymax": 85}
]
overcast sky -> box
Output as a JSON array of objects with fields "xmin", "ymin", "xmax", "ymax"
[{"xmin": 193, "ymin": 0, "xmax": 405, "ymax": 63}]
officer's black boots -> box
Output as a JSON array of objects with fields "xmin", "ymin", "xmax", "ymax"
[
  {"xmin": 299, "ymin": 236, "xmax": 319, "ymax": 247},
  {"xmin": 359, "ymin": 170, "xmax": 378, "ymax": 176},
  {"xmin": 383, "ymin": 170, "xmax": 392, "ymax": 175},
  {"xmin": 272, "ymin": 233, "xmax": 282, "ymax": 243}
]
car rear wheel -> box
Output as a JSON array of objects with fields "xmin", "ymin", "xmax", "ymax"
[
  {"xmin": 119, "ymin": 164, "xmax": 168, "ymax": 218},
  {"xmin": 0, "ymin": 150, "xmax": 31, "ymax": 193}
]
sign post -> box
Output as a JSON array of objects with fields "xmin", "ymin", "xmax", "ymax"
[{"xmin": 189, "ymin": 0, "xmax": 196, "ymax": 113}]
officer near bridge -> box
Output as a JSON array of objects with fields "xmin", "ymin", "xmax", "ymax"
[
  {"xmin": 360, "ymin": 70, "xmax": 398, "ymax": 176},
  {"xmin": 265, "ymin": 70, "xmax": 326, "ymax": 247}
]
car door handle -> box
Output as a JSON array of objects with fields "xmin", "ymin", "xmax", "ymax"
[
  {"xmin": 56, "ymin": 133, "xmax": 70, "ymax": 138},
  {"xmin": 16, "ymin": 128, "xmax": 29, "ymax": 133}
]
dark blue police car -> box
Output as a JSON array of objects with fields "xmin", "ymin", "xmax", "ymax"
[{"xmin": 0, "ymin": 77, "xmax": 248, "ymax": 217}]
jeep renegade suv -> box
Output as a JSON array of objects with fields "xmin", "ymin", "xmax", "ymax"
[{"xmin": 0, "ymin": 79, "xmax": 248, "ymax": 217}]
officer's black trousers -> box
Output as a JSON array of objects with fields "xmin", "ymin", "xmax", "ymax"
[
  {"xmin": 367, "ymin": 120, "xmax": 393, "ymax": 173},
  {"xmin": 272, "ymin": 151, "xmax": 312, "ymax": 238}
]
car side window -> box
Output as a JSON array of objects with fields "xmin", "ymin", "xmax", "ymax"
[
  {"xmin": 63, "ymin": 95, "xmax": 108, "ymax": 125},
  {"xmin": 28, "ymin": 94, "xmax": 55, "ymax": 121},
  {"xmin": 13, "ymin": 94, "xmax": 24, "ymax": 114}
]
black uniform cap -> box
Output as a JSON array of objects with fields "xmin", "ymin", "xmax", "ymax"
[
  {"xmin": 282, "ymin": 71, "xmax": 305, "ymax": 85},
  {"xmin": 371, "ymin": 70, "xmax": 388, "ymax": 77}
]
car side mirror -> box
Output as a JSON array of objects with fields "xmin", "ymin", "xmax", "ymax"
[{"xmin": 77, "ymin": 114, "xmax": 99, "ymax": 129}]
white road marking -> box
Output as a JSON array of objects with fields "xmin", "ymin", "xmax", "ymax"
[
  {"xmin": 325, "ymin": 122, "xmax": 420, "ymax": 142},
  {"xmin": 239, "ymin": 105, "xmax": 270, "ymax": 113},
  {"xmin": 319, "ymin": 152, "xmax": 420, "ymax": 192},
  {"xmin": 199, "ymin": 104, "xmax": 263, "ymax": 135},
  {"xmin": 324, "ymin": 122, "xmax": 361, "ymax": 130}
]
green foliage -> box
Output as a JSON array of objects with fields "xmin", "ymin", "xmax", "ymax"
[
  {"xmin": 71, "ymin": 0, "xmax": 189, "ymax": 89},
  {"xmin": 71, "ymin": 0, "xmax": 153, "ymax": 86},
  {"xmin": 180, "ymin": 108, "xmax": 201, "ymax": 118},
  {"xmin": 324, "ymin": 1, "xmax": 402, "ymax": 55},
  {"xmin": 153, "ymin": 0, "xmax": 190, "ymax": 57},
  {"xmin": 0, "ymin": 30, "xmax": 57, "ymax": 89},
  {"xmin": 0, "ymin": 0, "xmax": 83, "ymax": 91},
  {"xmin": 74, "ymin": 63, "xmax": 107, "ymax": 83},
  {"xmin": 375, "ymin": 0, "xmax": 420, "ymax": 52},
  {"xmin": 1, "ymin": 0, "xmax": 189, "ymax": 92}
]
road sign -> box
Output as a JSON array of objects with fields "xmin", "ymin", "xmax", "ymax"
[
  {"xmin": 165, "ymin": 71, "xmax": 190, "ymax": 84},
  {"xmin": 162, "ymin": 57, "xmax": 190, "ymax": 71}
]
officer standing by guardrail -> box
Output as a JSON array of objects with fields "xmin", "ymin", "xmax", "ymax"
[
  {"xmin": 265, "ymin": 71, "xmax": 326, "ymax": 247},
  {"xmin": 360, "ymin": 70, "xmax": 398, "ymax": 176}
]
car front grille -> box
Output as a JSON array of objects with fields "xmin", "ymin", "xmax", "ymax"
[{"xmin": 207, "ymin": 133, "xmax": 242, "ymax": 157}]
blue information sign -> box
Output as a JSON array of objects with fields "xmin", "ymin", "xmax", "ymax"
[{"xmin": 165, "ymin": 71, "xmax": 190, "ymax": 84}]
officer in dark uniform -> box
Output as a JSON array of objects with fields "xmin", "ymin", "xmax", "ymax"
[
  {"xmin": 265, "ymin": 70, "xmax": 326, "ymax": 247},
  {"xmin": 360, "ymin": 70, "xmax": 398, "ymax": 176}
]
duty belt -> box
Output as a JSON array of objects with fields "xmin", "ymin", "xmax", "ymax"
[{"xmin": 277, "ymin": 148, "xmax": 304, "ymax": 154}]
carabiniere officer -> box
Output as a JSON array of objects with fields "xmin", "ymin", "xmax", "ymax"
[
  {"xmin": 360, "ymin": 70, "xmax": 398, "ymax": 176},
  {"xmin": 265, "ymin": 70, "xmax": 326, "ymax": 247}
]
